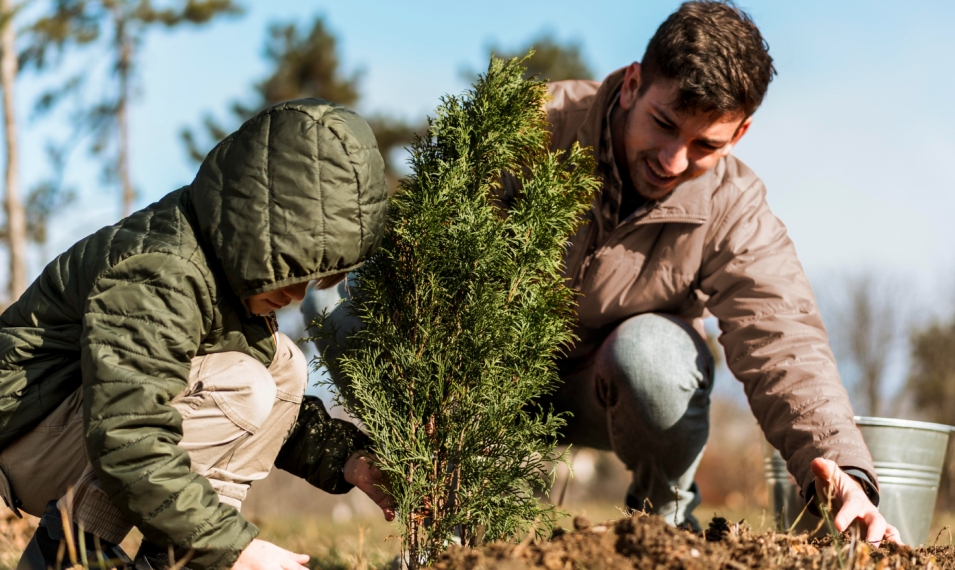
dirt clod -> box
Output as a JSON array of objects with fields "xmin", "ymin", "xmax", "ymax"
[
  {"xmin": 705, "ymin": 515, "xmax": 731, "ymax": 542},
  {"xmin": 572, "ymin": 515, "xmax": 591, "ymax": 531},
  {"xmin": 433, "ymin": 513, "xmax": 955, "ymax": 569}
]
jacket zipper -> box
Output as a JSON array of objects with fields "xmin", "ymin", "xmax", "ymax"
[{"xmin": 264, "ymin": 311, "xmax": 280, "ymax": 348}]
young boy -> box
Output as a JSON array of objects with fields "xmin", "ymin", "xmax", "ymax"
[{"xmin": 0, "ymin": 99, "xmax": 393, "ymax": 570}]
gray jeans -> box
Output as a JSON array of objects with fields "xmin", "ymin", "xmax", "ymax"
[
  {"xmin": 551, "ymin": 313, "xmax": 714, "ymax": 528},
  {"xmin": 304, "ymin": 286, "xmax": 714, "ymax": 528}
]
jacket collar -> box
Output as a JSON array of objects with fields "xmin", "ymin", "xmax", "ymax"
[{"xmin": 577, "ymin": 67, "xmax": 716, "ymax": 229}]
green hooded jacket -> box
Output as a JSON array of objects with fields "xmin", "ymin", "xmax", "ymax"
[{"xmin": 0, "ymin": 99, "xmax": 388, "ymax": 569}]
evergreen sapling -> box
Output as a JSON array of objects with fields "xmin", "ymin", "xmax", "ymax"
[{"xmin": 316, "ymin": 55, "xmax": 598, "ymax": 567}]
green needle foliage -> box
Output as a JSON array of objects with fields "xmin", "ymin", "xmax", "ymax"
[{"xmin": 321, "ymin": 55, "xmax": 598, "ymax": 567}]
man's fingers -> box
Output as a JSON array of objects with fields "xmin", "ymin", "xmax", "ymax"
[
  {"xmin": 863, "ymin": 510, "xmax": 888, "ymax": 546},
  {"xmin": 810, "ymin": 458, "xmax": 902, "ymax": 547},
  {"xmin": 833, "ymin": 496, "xmax": 866, "ymax": 532},
  {"xmin": 885, "ymin": 524, "xmax": 904, "ymax": 546}
]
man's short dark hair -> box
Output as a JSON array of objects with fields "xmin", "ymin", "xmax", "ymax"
[{"xmin": 640, "ymin": 0, "xmax": 776, "ymax": 117}]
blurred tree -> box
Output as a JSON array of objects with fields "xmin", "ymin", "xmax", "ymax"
[
  {"xmin": 465, "ymin": 31, "xmax": 594, "ymax": 83},
  {"xmin": 24, "ymin": 145, "xmax": 75, "ymax": 260},
  {"xmin": 823, "ymin": 272, "xmax": 906, "ymax": 417},
  {"xmin": 24, "ymin": 0, "xmax": 241, "ymax": 217},
  {"xmin": 0, "ymin": 145, "xmax": 76, "ymax": 267},
  {"xmin": 908, "ymin": 318, "xmax": 955, "ymax": 509},
  {"xmin": 182, "ymin": 16, "xmax": 418, "ymax": 188},
  {"xmin": 0, "ymin": 0, "xmax": 27, "ymax": 303}
]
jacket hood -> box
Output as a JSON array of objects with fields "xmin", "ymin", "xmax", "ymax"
[{"xmin": 189, "ymin": 99, "xmax": 388, "ymax": 299}]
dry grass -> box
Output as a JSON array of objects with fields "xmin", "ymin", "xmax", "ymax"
[{"xmin": 0, "ymin": 511, "xmax": 38, "ymax": 569}]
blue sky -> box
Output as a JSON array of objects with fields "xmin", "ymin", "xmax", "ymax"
[
  {"xmin": 7, "ymin": 0, "xmax": 952, "ymax": 403},
  {"xmin": 21, "ymin": 0, "xmax": 954, "ymax": 303}
]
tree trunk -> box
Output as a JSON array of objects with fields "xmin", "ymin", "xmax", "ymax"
[
  {"xmin": 115, "ymin": 13, "xmax": 134, "ymax": 217},
  {"xmin": 1, "ymin": 0, "xmax": 26, "ymax": 301}
]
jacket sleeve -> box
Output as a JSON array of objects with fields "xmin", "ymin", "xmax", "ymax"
[
  {"xmin": 275, "ymin": 395, "xmax": 371, "ymax": 494},
  {"xmin": 81, "ymin": 253, "xmax": 257, "ymax": 570},
  {"xmin": 698, "ymin": 179, "xmax": 878, "ymax": 499}
]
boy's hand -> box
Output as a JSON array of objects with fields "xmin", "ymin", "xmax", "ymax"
[
  {"xmin": 345, "ymin": 450, "xmax": 396, "ymax": 521},
  {"xmin": 811, "ymin": 458, "xmax": 903, "ymax": 546},
  {"xmin": 232, "ymin": 539, "xmax": 309, "ymax": 570}
]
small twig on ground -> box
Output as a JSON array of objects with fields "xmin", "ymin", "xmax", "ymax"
[
  {"xmin": 935, "ymin": 525, "xmax": 953, "ymax": 547},
  {"xmin": 673, "ymin": 486, "xmax": 681, "ymax": 528}
]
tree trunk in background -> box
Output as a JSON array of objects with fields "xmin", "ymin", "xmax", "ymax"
[
  {"xmin": 1, "ymin": 0, "xmax": 26, "ymax": 301},
  {"xmin": 115, "ymin": 13, "xmax": 134, "ymax": 217}
]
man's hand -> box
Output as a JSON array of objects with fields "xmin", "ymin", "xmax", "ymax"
[
  {"xmin": 232, "ymin": 539, "xmax": 309, "ymax": 570},
  {"xmin": 345, "ymin": 450, "xmax": 396, "ymax": 521},
  {"xmin": 811, "ymin": 458, "xmax": 902, "ymax": 546}
]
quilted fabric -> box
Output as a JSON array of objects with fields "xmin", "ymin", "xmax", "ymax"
[{"xmin": 0, "ymin": 99, "xmax": 387, "ymax": 570}]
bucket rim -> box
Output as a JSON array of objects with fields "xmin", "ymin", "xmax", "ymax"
[{"xmin": 855, "ymin": 416, "xmax": 955, "ymax": 433}]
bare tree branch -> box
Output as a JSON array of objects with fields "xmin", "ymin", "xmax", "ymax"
[{"xmin": 822, "ymin": 271, "xmax": 908, "ymax": 417}]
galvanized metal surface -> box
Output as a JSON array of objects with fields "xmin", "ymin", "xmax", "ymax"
[{"xmin": 762, "ymin": 416, "xmax": 953, "ymax": 546}]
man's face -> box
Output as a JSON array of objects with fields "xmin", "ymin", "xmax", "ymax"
[{"xmin": 617, "ymin": 63, "xmax": 751, "ymax": 201}]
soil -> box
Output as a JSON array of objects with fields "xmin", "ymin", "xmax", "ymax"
[
  {"xmin": 0, "ymin": 511, "xmax": 38, "ymax": 569},
  {"xmin": 433, "ymin": 514, "xmax": 955, "ymax": 569}
]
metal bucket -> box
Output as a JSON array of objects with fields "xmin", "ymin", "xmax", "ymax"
[{"xmin": 763, "ymin": 416, "xmax": 954, "ymax": 545}]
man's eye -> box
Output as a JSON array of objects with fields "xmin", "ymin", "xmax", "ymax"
[{"xmin": 653, "ymin": 116, "xmax": 673, "ymax": 130}]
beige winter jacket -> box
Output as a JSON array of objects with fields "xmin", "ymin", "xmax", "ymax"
[{"xmin": 548, "ymin": 68, "xmax": 876, "ymax": 498}]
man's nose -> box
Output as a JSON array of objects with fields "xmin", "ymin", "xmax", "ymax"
[{"xmin": 658, "ymin": 143, "xmax": 689, "ymax": 176}]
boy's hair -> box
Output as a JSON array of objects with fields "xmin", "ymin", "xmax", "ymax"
[{"xmin": 640, "ymin": 0, "xmax": 776, "ymax": 117}]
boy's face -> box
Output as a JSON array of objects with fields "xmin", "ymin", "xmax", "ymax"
[{"xmin": 246, "ymin": 282, "xmax": 310, "ymax": 315}]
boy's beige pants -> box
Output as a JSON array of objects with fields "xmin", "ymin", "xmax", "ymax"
[{"xmin": 0, "ymin": 333, "xmax": 307, "ymax": 544}]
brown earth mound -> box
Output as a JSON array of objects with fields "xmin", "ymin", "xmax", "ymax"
[{"xmin": 434, "ymin": 514, "xmax": 955, "ymax": 569}]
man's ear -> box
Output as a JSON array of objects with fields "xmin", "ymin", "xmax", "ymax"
[
  {"xmin": 618, "ymin": 62, "xmax": 642, "ymax": 111},
  {"xmin": 723, "ymin": 116, "xmax": 753, "ymax": 155}
]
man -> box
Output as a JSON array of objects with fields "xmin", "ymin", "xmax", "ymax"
[
  {"xmin": 0, "ymin": 99, "xmax": 393, "ymax": 570},
  {"xmin": 537, "ymin": 0, "xmax": 898, "ymax": 543}
]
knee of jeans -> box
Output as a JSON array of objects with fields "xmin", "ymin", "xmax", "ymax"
[
  {"xmin": 597, "ymin": 314, "xmax": 713, "ymax": 428},
  {"xmin": 272, "ymin": 333, "xmax": 308, "ymax": 400}
]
